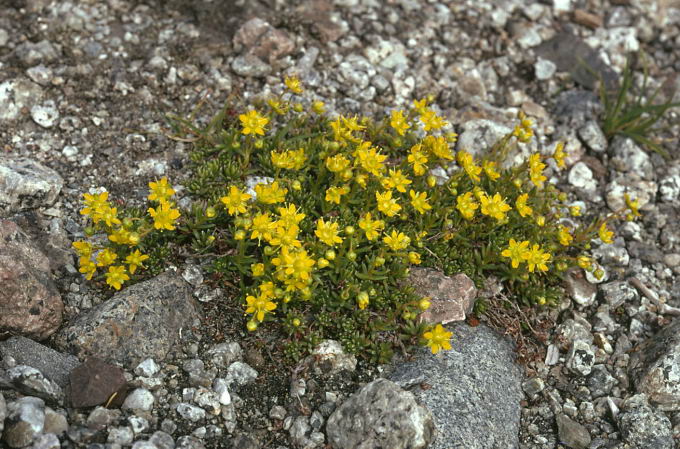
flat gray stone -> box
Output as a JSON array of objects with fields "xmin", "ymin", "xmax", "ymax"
[
  {"xmin": 0, "ymin": 336, "xmax": 80, "ymax": 387},
  {"xmin": 618, "ymin": 394, "xmax": 674, "ymax": 449},
  {"xmin": 55, "ymin": 271, "xmax": 201, "ymax": 369},
  {"xmin": 389, "ymin": 323, "xmax": 523, "ymax": 449},
  {"xmin": 0, "ymin": 156, "xmax": 63, "ymax": 217}
]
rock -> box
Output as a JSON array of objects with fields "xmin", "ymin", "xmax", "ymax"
[
  {"xmin": 0, "ymin": 78, "xmax": 44, "ymax": 122},
  {"xmin": 108, "ymin": 426, "xmax": 134, "ymax": 445},
  {"xmin": 605, "ymin": 173, "xmax": 657, "ymax": 212},
  {"xmin": 0, "ymin": 392, "xmax": 6, "ymax": 435},
  {"xmin": 176, "ymin": 403, "xmax": 205, "ymax": 422},
  {"xmin": 568, "ymin": 162, "xmax": 598, "ymax": 192},
  {"xmin": 2, "ymin": 397, "xmax": 45, "ymax": 448},
  {"xmin": 535, "ymin": 58, "xmax": 556, "ymax": 80},
  {"xmin": 0, "ymin": 157, "xmax": 63, "ymax": 217},
  {"xmin": 534, "ymin": 32, "xmax": 617, "ymax": 90},
  {"xmin": 7, "ymin": 366, "xmax": 64, "ymax": 404},
  {"xmin": 231, "ymin": 54, "xmax": 271, "ymax": 78},
  {"xmin": 67, "ymin": 358, "xmax": 127, "ymax": 409},
  {"xmin": 658, "ymin": 166, "xmax": 680, "ymax": 203},
  {"xmin": 55, "ymin": 271, "xmax": 200, "ymax": 368},
  {"xmin": 29, "ymin": 432, "xmax": 60, "ymax": 449},
  {"xmin": 564, "ymin": 269, "xmax": 597, "ymax": 307},
  {"xmin": 193, "ymin": 388, "xmax": 221, "ymax": 415},
  {"xmin": 0, "ymin": 220, "xmax": 64, "ymax": 340},
  {"xmin": 176, "ymin": 435, "xmax": 206, "ymax": 449},
  {"xmin": 0, "ymin": 336, "xmax": 80, "ymax": 387},
  {"xmin": 389, "ymin": 323, "xmax": 522, "ymax": 449},
  {"xmin": 456, "ymin": 120, "xmax": 518, "ymax": 166},
  {"xmin": 326, "ymin": 379, "xmax": 434, "ymax": 449},
  {"xmin": 587, "ymin": 364, "xmax": 617, "ymax": 398},
  {"xmin": 122, "ymin": 388, "xmax": 155, "ymax": 412},
  {"xmin": 301, "ymin": 340, "xmax": 357, "ymax": 377},
  {"xmin": 599, "ymin": 281, "xmax": 637, "ymax": 309},
  {"xmin": 592, "ymin": 240, "xmax": 630, "ymax": 267},
  {"xmin": 212, "ymin": 378, "xmax": 232, "ymax": 405},
  {"xmin": 406, "ymin": 268, "xmax": 477, "ymax": 324},
  {"xmin": 149, "ymin": 430, "xmax": 175, "ymax": 449},
  {"xmin": 522, "ymin": 377, "xmax": 546, "ymax": 397},
  {"xmin": 566, "ymin": 340, "xmax": 595, "ymax": 376},
  {"xmin": 577, "ymin": 121, "xmax": 607, "ymax": 153},
  {"xmin": 554, "ymin": 318, "xmax": 593, "ymax": 351},
  {"xmin": 135, "ymin": 358, "xmax": 160, "ymax": 378},
  {"xmin": 43, "ymin": 407, "xmax": 67, "ymax": 436},
  {"xmin": 609, "ymin": 137, "xmax": 654, "ymax": 180},
  {"xmin": 226, "ymin": 362, "xmax": 258, "ymax": 387},
  {"xmin": 628, "ymin": 319, "xmax": 680, "ymax": 411},
  {"xmin": 555, "ymin": 413, "xmax": 591, "ymax": 449},
  {"xmin": 206, "ymin": 342, "xmax": 243, "ymax": 368},
  {"xmin": 86, "ymin": 406, "xmax": 120, "ymax": 430},
  {"xmin": 233, "ymin": 18, "xmax": 295, "ymax": 64},
  {"xmin": 618, "ymin": 394, "xmax": 674, "ymax": 449},
  {"xmin": 30, "ymin": 100, "xmax": 59, "ymax": 128},
  {"xmin": 14, "ymin": 40, "xmax": 59, "ymax": 66}
]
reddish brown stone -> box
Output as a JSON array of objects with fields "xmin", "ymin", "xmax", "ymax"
[
  {"xmin": 67, "ymin": 358, "xmax": 128, "ymax": 409},
  {"xmin": 0, "ymin": 219, "xmax": 63, "ymax": 340},
  {"xmin": 233, "ymin": 18, "xmax": 295, "ymax": 64},
  {"xmin": 407, "ymin": 268, "xmax": 477, "ymax": 325}
]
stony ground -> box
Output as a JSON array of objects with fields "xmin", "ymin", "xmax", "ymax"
[{"xmin": 1, "ymin": 0, "xmax": 680, "ymax": 448}]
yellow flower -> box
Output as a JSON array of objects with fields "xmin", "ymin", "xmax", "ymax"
[
  {"xmin": 78, "ymin": 256, "xmax": 96, "ymax": 280},
  {"xmin": 325, "ymin": 185, "xmax": 350, "ymax": 204},
  {"xmin": 250, "ymin": 212, "xmax": 276, "ymax": 242},
  {"xmin": 383, "ymin": 230, "xmax": 410, "ymax": 251},
  {"xmin": 419, "ymin": 108, "xmax": 447, "ymax": 131},
  {"xmin": 409, "ymin": 190, "xmax": 432, "ymax": 214},
  {"xmin": 423, "ymin": 324, "xmax": 452, "ymax": 354},
  {"xmin": 125, "ymin": 250, "xmax": 149, "ymax": 274},
  {"xmin": 558, "ymin": 226, "xmax": 573, "ymax": 246},
  {"xmin": 277, "ymin": 204, "xmax": 306, "ymax": 228},
  {"xmin": 390, "ymin": 109, "xmax": 411, "ymax": 136},
  {"xmin": 148, "ymin": 202, "xmax": 181, "ymax": 231},
  {"xmin": 81, "ymin": 191, "xmax": 109, "ymax": 218},
  {"xmin": 457, "ymin": 150, "xmax": 482, "ymax": 182},
  {"xmin": 315, "ymin": 218, "xmax": 343, "ymax": 247},
  {"xmin": 513, "ymin": 111, "xmax": 534, "ymax": 143},
  {"xmin": 528, "ymin": 153, "xmax": 547, "ymax": 188},
  {"xmin": 220, "ymin": 186, "xmax": 252, "ymax": 215},
  {"xmin": 271, "ymin": 148, "xmax": 307, "ymax": 170},
  {"xmin": 358, "ymin": 212, "xmax": 385, "ymax": 241},
  {"xmin": 72, "ymin": 240, "xmax": 93, "ymax": 257},
  {"xmin": 270, "ymin": 224, "xmax": 302, "ymax": 249},
  {"xmin": 599, "ymin": 223, "xmax": 614, "ymax": 244},
  {"xmin": 325, "ymin": 154, "xmax": 351, "ymax": 173},
  {"xmin": 577, "ymin": 256, "xmax": 592, "ymax": 269},
  {"xmin": 245, "ymin": 293, "xmax": 277, "ymax": 322},
  {"xmin": 624, "ymin": 194, "xmax": 641, "ymax": 218},
  {"xmin": 423, "ymin": 135, "xmax": 453, "ymax": 160},
  {"xmin": 408, "ymin": 251, "xmax": 421, "ymax": 264},
  {"xmin": 479, "ymin": 192, "xmax": 511, "ymax": 221},
  {"xmin": 357, "ymin": 291, "xmax": 370, "ymax": 310},
  {"xmin": 408, "ymin": 144, "xmax": 428, "ymax": 176},
  {"xmin": 96, "ymin": 205, "xmax": 122, "ymax": 227},
  {"xmin": 376, "ymin": 190, "xmax": 401, "ymax": 217},
  {"xmin": 515, "ymin": 193, "xmax": 533, "ymax": 217},
  {"xmin": 501, "ymin": 239, "xmax": 530, "ymax": 269},
  {"xmin": 239, "ymin": 109, "xmax": 269, "ymax": 136},
  {"xmin": 525, "ymin": 244, "xmax": 551, "ymax": 273},
  {"xmin": 552, "ymin": 141, "xmax": 567, "ymax": 169},
  {"xmin": 456, "ymin": 192, "xmax": 478, "ymax": 220},
  {"xmin": 96, "ymin": 248, "xmax": 117, "ymax": 267},
  {"xmin": 255, "ymin": 181, "xmax": 287, "ymax": 204},
  {"xmin": 147, "ymin": 177, "xmax": 175, "ymax": 203},
  {"xmin": 482, "ymin": 160, "xmax": 500, "ymax": 181},
  {"xmin": 108, "ymin": 228, "xmax": 133, "ymax": 245},
  {"xmin": 251, "ymin": 263, "xmax": 265, "ymax": 277},
  {"xmin": 570, "ymin": 205, "xmax": 581, "ymax": 217},
  {"xmin": 284, "ymin": 75, "xmax": 303, "ymax": 94},
  {"xmin": 312, "ymin": 101, "xmax": 325, "ymax": 114},
  {"xmin": 382, "ymin": 169, "xmax": 412, "ymax": 193},
  {"xmin": 272, "ymin": 247, "xmax": 315, "ymax": 291},
  {"xmin": 267, "ymin": 98, "xmax": 288, "ymax": 115},
  {"xmin": 355, "ymin": 142, "xmax": 387, "ymax": 176},
  {"xmin": 105, "ymin": 265, "xmax": 129, "ymax": 290},
  {"xmin": 412, "ymin": 98, "xmax": 428, "ymax": 114}
]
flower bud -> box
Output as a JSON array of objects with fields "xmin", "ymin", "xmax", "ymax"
[
  {"xmin": 274, "ymin": 288, "xmax": 284, "ymax": 297},
  {"xmin": 374, "ymin": 256, "xmax": 385, "ymax": 267},
  {"xmin": 128, "ymin": 233, "xmax": 140, "ymax": 245},
  {"xmin": 419, "ymin": 297, "xmax": 431, "ymax": 310},
  {"xmin": 317, "ymin": 258, "xmax": 329, "ymax": 268},
  {"xmin": 426, "ymin": 176, "xmax": 437, "ymax": 188},
  {"xmin": 246, "ymin": 320, "xmax": 258, "ymax": 331},
  {"xmin": 292, "ymin": 318, "xmax": 301, "ymax": 327},
  {"xmin": 341, "ymin": 169, "xmax": 353, "ymax": 181},
  {"xmin": 234, "ymin": 230, "xmax": 246, "ymax": 240},
  {"xmin": 301, "ymin": 287, "xmax": 312, "ymax": 299},
  {"xmin": 513, "ymin": 178, "xmax": 522, "ymax": 189},
  {"xmin": 325, "ymin": 249, "xmax": 336, "ymax": 261},
  {"xmin": 345, "ymin": 226, "xmax": 355, "ymax": 236},
  {"xmin": 369, "ymin": 288, "xmax": 377, "ymax": 296},
  {"xmin": 292, "ymin": 180, "xmax": 302, "ymax": 191},
  {"xmin": 84, "ymin": 226, "xmax": 96, "ymax": 237},
  {"xmin": 264, "ymin": 246, "xmax": 274, "ymax": 255},
  {"xmin": 254, "ymin": 139, "xmax": 264, "ymax": 149},
  {"xmin": 293, "ymin": 103, "xmax": 304, "ymax": 112},
  {"xmin": 205, "ymin": 207, "xmax": 216, "ymax": 218},
  {"xmin": 123, "ymin": 218, "xmax": 134, "ymax": 228},
  {"xmin": 347, "ymin": 251, "xmax": 357, "ymax": 262},
  {"xmin": 594, "ymin": 268, "xmax": 604, "ymax": 280},
  {"xmin": 557, "ymin": 193, "xmax": 567, "ymax": 202}
]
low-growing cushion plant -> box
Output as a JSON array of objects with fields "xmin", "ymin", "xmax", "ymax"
[{"xmin": 72, "ymin": 76, "xmax": 640, "ymax": 363}]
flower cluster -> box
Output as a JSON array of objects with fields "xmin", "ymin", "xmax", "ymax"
[{"xmin": 76, "ymin": 77, "xmax": 641, "ymax": 362}]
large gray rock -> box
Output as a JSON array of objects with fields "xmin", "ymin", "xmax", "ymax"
[
  {"xmin": 0, "ymin": 157, "xmax": 63, "ymax": 217},
  {"xmin": 55, "ymin": 272, "xmax": 201, "ymax": 368},
  {"xmin": 6, "ymin": 366, "xmax": 64, "ymax": 404},
  {"xmin": 617, "ymin": 394, "xmax": 674, "ymax": 449},
  {"xmin": 628, "ymin": 319, "xmax": 680, "ymax": 411},
  {"xmin": 326, "ymin": 378, "xmax": 434, "ymax": 449},
  {"xmin": 389, "ymin": 323, "xmax": 523, "ymax": 449},
  {"xmin": 0, "ymin": 336, "xmax": 80, "ymax": 388},
  {"xmin": 0, "ymin": 220, "xmax": 64, "ymax": 340},
  {"xmin": 0, "ymin": 78, "xmax": 44, "ymax": 122},
  {"xmin": 0, "ymin": 392, "xmax": 6, "ymax": 435}
]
